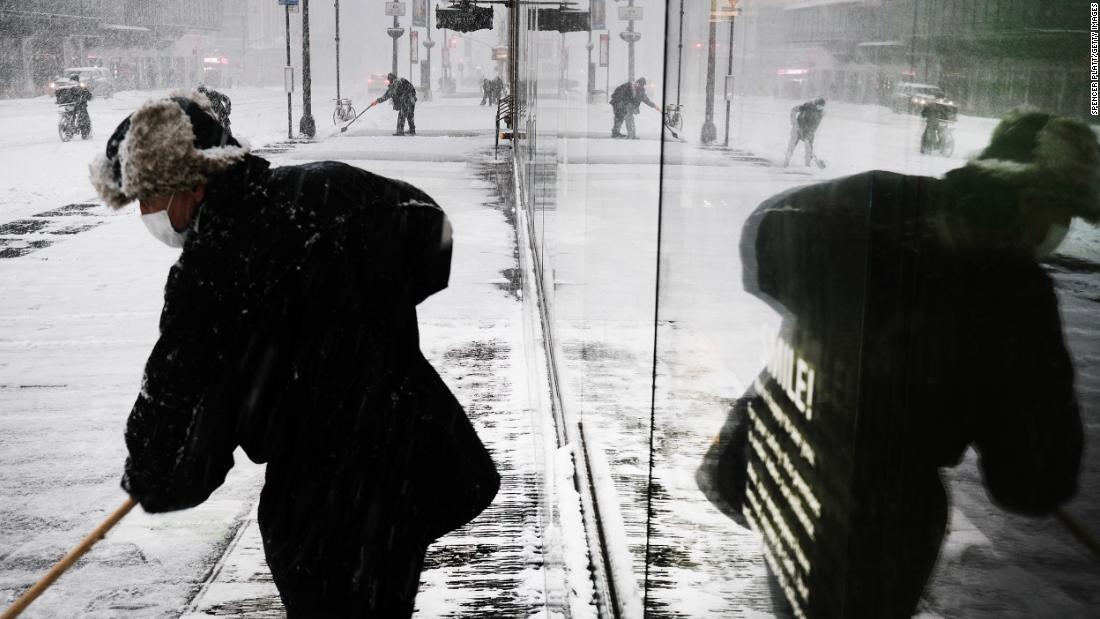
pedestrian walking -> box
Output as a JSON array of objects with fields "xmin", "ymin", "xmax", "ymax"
[
  {"xmin": 197, "ymin": 84, "xmax": 232, "ymax": 132},
  {"xmin": 783, "ymin": 96, "xmax": 825, "ymax": 167},
  {"xmin": 480, "ymin": 78, "xmax": 491, "ymax": 106},
  {"xmin": 372, "ymin": 72, "xmax": 418, "ymax": 136},
  {"xmin": 609, "ymin": 77, "xmax": 659, "ymax": 139},
  {"xmin": 88, "ymin": 91, "xmax": 500, "ymax": 618},
  {"xmin": 699, "ymin": 108, "xmax": 1097, "ymax": 616},
  {"xmin": 491, "ymin": 76, "xmax": 504, "ymax": 105}
]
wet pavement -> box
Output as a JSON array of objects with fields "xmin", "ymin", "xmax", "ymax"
[{"xmin": 180, "ymin": 152, "xmax": 568, "ymax": 617}]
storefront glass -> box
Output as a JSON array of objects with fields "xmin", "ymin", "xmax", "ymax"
[{"xmin": 514, "ymin": 0, "xmax": 1097, "ymax": 616}]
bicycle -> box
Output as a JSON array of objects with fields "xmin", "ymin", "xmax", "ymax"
[
  {"xmin": 663, "ymin": 103, "xmax": 683, "ymax": 132},
  {"xmin": 920, "ymin": 119, "xmax": 955, "ymax": 157},
  {"xmin": 333, "ymin": 98, "xmax": 356, "ymax": 124},
  {"xmin": 57, "ymin": 103, "xmax": 91, "ymax": 142}
]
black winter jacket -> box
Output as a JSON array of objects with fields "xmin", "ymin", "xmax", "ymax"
[
  {"xmin": 122, "ymin": 155, "xmax": 498, "ymax": 541},
  {"xmin": 736, "ymin": 169, "xmax": 1082, "ymax": 615},
  {"xmin": 610, "ymin": 81, "xmax": 655, "ymax": 113},
  {"xmin": 377, "ymin": 78, "xmax": 417, "ymax": 110}
]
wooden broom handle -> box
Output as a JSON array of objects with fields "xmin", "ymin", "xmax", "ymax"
[{"xmin": 1, "ymin": 497, "xmax": 137, "ymax": 619}]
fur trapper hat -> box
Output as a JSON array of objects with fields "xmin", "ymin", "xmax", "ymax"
[
  {"xmin": 966, "ymin": 108, "xmax": 1100, "ymax": 224},
  {"xmin": 89, "ymin": 90, "xmax": 248, "ymax": 208}
]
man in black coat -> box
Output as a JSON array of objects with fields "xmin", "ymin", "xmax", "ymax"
[
  {"xmin": 609, "ymin": 77, "xmax": 659, "ymax": 139},
  {"xmin": 701, "ymin": 109, "xmax": 1096, "ymax": 616},
  {"xmin": 783, "ymin": 96, "xmax": 825, "ymax": 167},
  {"xmin": 89, "ymin": 92, "xmax": 499, "ymax": 617},
  {"xmin": 55, "ymin": 74, "xmax": 93, "ymax": 134},
  {"xmin": 371, "ymin": 72, "xmax": 418, "ymax": 135}
]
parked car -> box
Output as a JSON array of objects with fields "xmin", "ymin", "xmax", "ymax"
[
  {"xmin": 49, "ymin": 67, "xmax": 115, "ymax": 98},
  {"xmin": 891, "ymin": 82, "xmax": 944, "ymax": 114},
  {"xmin": 366, "ymin": 72, "xmax": 390, "ymax": 97}
]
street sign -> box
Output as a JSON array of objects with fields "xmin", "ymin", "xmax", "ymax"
[
  {"xmin": 410, "ymin": 30, "xmax": 419, "ymax": 63},
  {"xmin": 411, "ymin": 0, "xmax": 427, "ymax": 27},
  {"xmin": 276, "ymin": 0, "xmax": 299, "ymax": 5},
  {"xmin": 436, "ymin": 4, "xmax": 493, "ymax": 33},
  {"xmin": 591, "ymin": 0, "xmax": 606, "ymax": 30},
  {"xmin": 599, "ymin": 33, "xmax": 609, "ymax": 67},
  {"xmin": 492, "ymin": 47, "xmax": 508, "ymax": 61},
  {"xmin": 534, "ymin": 8, "xmax": 590, "ymax": 32},
  {"xmin": 725, "ymin": 75, "xmax": 735, "ymax": 100},
  {"xmin": 618, "ymin": 6, "xmax": 643, "ymax": 21},
  {"xmin": 283, "ymin": 66, "xmax": 294, "ymax": 93},
  {"xmin": 385, "ymin": 2, "xmax": 407, "ymax": 17}
]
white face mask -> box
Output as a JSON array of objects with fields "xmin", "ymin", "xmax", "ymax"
[{"xmin": 140, "ymin": 196, "xmax": 189, "ymax": 248}]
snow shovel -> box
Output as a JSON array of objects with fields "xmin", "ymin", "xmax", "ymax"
[
  {"xmin": 1, "ymin": 497, "xmax": 136, "ymax": 619},
  {"xmin": 339, "ymin": 102, "xmax": 376, "ymax": 133}
]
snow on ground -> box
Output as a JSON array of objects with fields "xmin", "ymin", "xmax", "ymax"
[
  {"xmin": 0, "ymin": 88, "xmax": 576, "ymax": 616},
  {"xmin": 530, "ymin": 89, "xmax": 1100, "ymax": 616}
]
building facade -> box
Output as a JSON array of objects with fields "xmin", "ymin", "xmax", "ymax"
[{"xmin": 0, "ymin": 0, "xmax": 223, "ymax": 97}]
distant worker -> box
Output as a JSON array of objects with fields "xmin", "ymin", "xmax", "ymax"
[
  {"xmin": 197, "ymin": 84, "xmax": 232, "ymax": 132},
  {"xmin": 920, "ymin": 98, "xmax": 954, "ymax": 155},
  {"xmin": 480, "ymin": 78, "xmax": 491, "ymax": 106},
  {"xmin": 370, "ymin": 73, "xmax": 418, "ymax": 136},
  {"xmin": 54, "ymin": 74, "xmax": 93, "ymax": 140},
  {"xmin": 784, "ymin": 96, "xmax": 826, "ymax": 167},
  {"xmin": 609, "ymin": 77, "xmax": 659, "ymax": 139}
]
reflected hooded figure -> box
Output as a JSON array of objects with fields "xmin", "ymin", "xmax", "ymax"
[
  {"xmin": 702, "ymin": 109, "xmax": 1096, "ymax": 616},
  {"xmin": 88, "ymin": 91, "xmax": 499, "ymax": 617}
]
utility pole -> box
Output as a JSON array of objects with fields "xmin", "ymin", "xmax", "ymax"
[
  {"xmin": 423, "ymin": 3, "xmax": 435, "ymax": 101},
  {"xmin": 387, "ymin": 6, "xmax": 405, "ymax": 77},
  {"xmin": 618, "ymin": 0, "xmax": 640, "ymax": 82},
  {"xmin": 285, "ymin": 2, "xmax": 292, "ymax": 139},
  {"xmin": 585, "ymin": 31, "xmax": 594, "ymax": 104},
  {"xmin": 335, "ymin": 0, "xmax": 341, "ymax": 101},
  {"xmin": 299, "ymin": 0, "xmax": 315, "ymax": 137},
  {"xmin": 700, "ymin": 0, "xmax": 718, "ymax": 144},
  {"xmin": 723, "ymin": 2, "xmax": 737, "ymax": 147},
  {"xmin": 676, "ymin": 0, "xmax": 684, "ymax": 107}
]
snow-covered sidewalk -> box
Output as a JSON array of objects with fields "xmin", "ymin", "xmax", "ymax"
[{"xmin": 0, "ymin": 90, "xmax": 576, "ymax": 617}]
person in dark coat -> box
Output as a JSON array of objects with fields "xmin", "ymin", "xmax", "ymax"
[
  {"xmin": 371, "ymin": 72, "xmax": 418, "ymax": 136},
  {"xmin": 484, "ymin": 78, "xmax": 497, "ymax": 106},
  {"xmin": 920, "ymin": 98, "xmax": 954, "ymax": 154},
  {"xmin": 55, "ymin": 74, "xmax": 93, "ymax": 134},
  {"xmin": 491, "ymin": 75, "xmax": 504, "ymax": 105},
  {"xmin": 197, "ymin": 84, "xmax": 232, "ymax": 132},
  {"xmin": 88, "ymin": 91, "xmax": 500, "ymax": 617},
  {"xmin": 699, "ymin": 109, "xmax": 1096, "ymax": 616},
  {"xmin": 609, "ymin": 77, "xmax": 659, "ymax": 139},
  {"xmin": 783, "ymin": 96, "xmax": 825, "ymax": 167}
]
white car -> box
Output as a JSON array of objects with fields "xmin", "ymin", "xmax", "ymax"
[
  {"xmin": 51, "ymin": 67, "xmax": 116, "ymax": 97},
  {"xmin": 891, "ymin": 82, "xmax": 944, "ymax": 115}
]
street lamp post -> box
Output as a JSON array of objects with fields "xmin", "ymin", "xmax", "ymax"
[
  {"xmin": 723, "ymin": 6, "xmax": 736, "ymax": 147},
  {"xmin": 700, "ymin": 0, "xmax": 718, "ymax": 144},
  {"xmin": 387, "ymin": 13, "xmax": 404, "ymax": 76},
  {"xmin": 585, "ymin": 35, "xmax": 594, "ymax": 104},
  {"xmin": 299, "ymin": 0, "xmax": 316, "ymax": 137},
  {"xmin": 423, "ymin": 4, "xmax": 435, "ymax": 101},
  {"xmin": 618, "ymin": 0, "xmax": 640, "ymax": 82},
  {"xmin": 284, "ymin": 3, "xmax": 292, "ymax": 139},
  {"xmin": 335, "ymin": 0, "xmax": 341, "ymax": 101}
]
